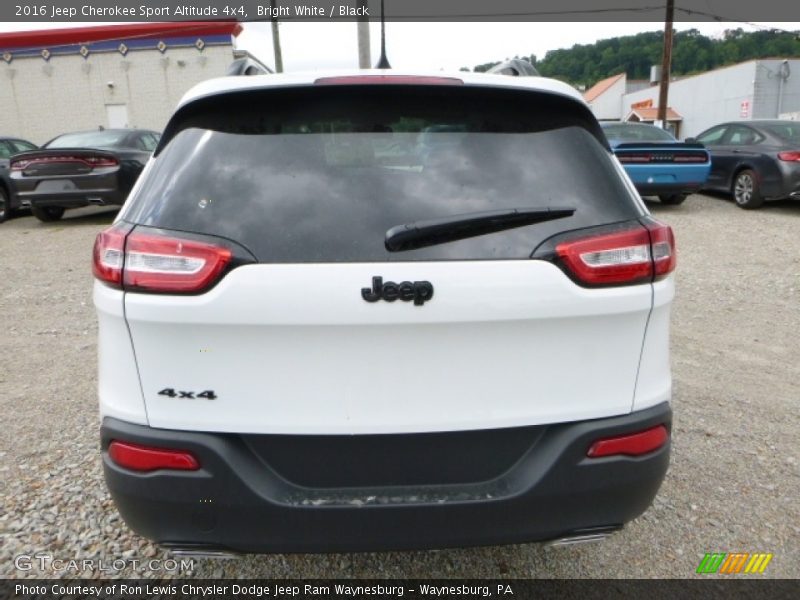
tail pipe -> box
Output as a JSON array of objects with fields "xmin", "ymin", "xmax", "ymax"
[
  {"xmin": 163, "ymin": 545, "xmax": 240, "ymax": 560},
  {"xmin": 545, "ymin": 526, "xmax": 622, "ymax": 547}
]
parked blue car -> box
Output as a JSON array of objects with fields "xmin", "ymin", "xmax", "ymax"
[{"xmin": 602, "ymin": 122, "xmax": 711, "ymax": 205}]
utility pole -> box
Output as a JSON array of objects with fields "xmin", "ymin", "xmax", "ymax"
[
  {"xmin": 270, "ymin": 0, "xmax": 283, "ymax": 73},
  {"xmin": 656, "ymin": 0, "xmax": 674, "ymax": 129},
  {"xmin": 357, "ymin": 0, "xmax": 371, "ymax": 68}
]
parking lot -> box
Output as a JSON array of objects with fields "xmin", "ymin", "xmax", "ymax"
[{"xmin": 0, "ymin": 193, "xmax": 798, "ymax": 579}]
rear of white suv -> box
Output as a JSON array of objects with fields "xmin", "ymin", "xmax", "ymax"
[{"xmin": 93, "ymin": 71, "xmax": 674, "ymax": 553}]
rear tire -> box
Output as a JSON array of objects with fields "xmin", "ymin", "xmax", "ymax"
[
  {"xmin": 732, "ymin": 170, "xmax": 763, "ymax": 209},
  {"xmin": 31, "ymin": 206, "xmax": 65, "ymax": 222},
  {"xmin": 658, "ymin": 194, "xmax": 687, "ymax": 206},
  {"xmin": 0, "ymin": 187, "xmax": 9, "ymax": 223}
]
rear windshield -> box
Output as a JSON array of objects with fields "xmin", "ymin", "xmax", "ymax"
[
  {"xmin": 47, "ymin": 130, "xmax": 129, "ymax": 149},
  {"xmin": 123, "ymin": 86, "xmax": 640, "ymax": 262},
  {"xmin": 602, "ymin": 123, "xmax": 676, "ymax": 142}
]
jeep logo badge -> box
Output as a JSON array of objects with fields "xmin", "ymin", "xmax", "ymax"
[{"xmin": 361, "ymin": 276, "xmax": 434, "ymax": 306}]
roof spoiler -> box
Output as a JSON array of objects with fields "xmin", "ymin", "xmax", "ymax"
[
  {"xmin": 487, "ymin": 59, "xmax": 539, "ymax": 77},
  {"xmin": 227, "ymin": 51, "xmax": 274, "ymax": 76}
]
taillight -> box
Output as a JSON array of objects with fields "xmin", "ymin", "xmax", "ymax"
[
  {"xmin": 108, "ymin": 441, "xmax": 200, "ymax": 472},
  {"xmin": 617, "ymin": 154, "xmax": 651, "ymax": 163},
  {"xmin": 123, "ymin": 233, "xmax": 232, "ymax": 293},
  {"xmin": 314, "ymin": 75, "xmax": 463, "ymax": 86},
  {"xmin": 777, "ymin": 151, "xmax": 800, "ymax": 162},
  {"xmin": 617, "ymin": 152, "xmax": 707, "ymax": 163},
  {"xmin": 556, "ymin": 228, "xmax": 653, "ymax": 285},
  {"xmin": 92, "ymin": 225, "xmax": 233, "ymax": 294},
  {"xmin": 673, "ymin": 153, "xmax": 709, "ymax": 163},
  {"xmin": 84, "ymin": 155, "xmax": 119, "ymax": 167},
  {"xmin": 554, "ymin": 220, "xmax": 675, "ymax": 286},
  {"xmin": 646, "ymin": 220, "xmax": 677, "ymax": 278},
  {"xmin": 587, "ymin": 425, "xmax": 669, "ymax": 458},
  {"xmin": 92, "ymin": 223, "xmax": 129, "ymax": 287},
  {"xmin": 10, "ymin": 155, "xmax": 118, "ymax": 170}
]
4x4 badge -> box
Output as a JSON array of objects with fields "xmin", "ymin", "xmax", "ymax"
[{"xmin": 361, "ymin": 276, "xmax": 434, "ymax": 306}]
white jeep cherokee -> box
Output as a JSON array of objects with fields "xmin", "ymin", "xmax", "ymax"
[{"xmin": 93, "ymin": 70, "xmax": 674, "ymax": 553}]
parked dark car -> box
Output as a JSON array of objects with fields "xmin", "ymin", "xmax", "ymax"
[
  {"xmin": 0, "ymin": 136, "xmax": 38, "ymax": 223},
  {"xmin": 695, "ymin": 120, "xmax": 800, "ymax": 209},
  {"xmin": 601, "ymin": 122, "xmax": 711, "ymax": 206},
  {"xmin": 9, "ymin": 129, "xmax": 159, "ymax": 222}
]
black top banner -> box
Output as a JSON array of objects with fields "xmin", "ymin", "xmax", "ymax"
[{"xmin": 3, "ymin": 0, "xmax": 800, "ymax": 22}]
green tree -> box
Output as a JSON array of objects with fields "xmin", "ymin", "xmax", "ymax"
[{"xmin": 472, "ymin": 28, "xmax": 800, "ymax": 88}]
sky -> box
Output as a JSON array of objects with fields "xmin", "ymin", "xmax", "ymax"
[
  {"xmin": 1, "ymin": 20, "xmax": 798, "ymax": 73},
  {"xmin": 237, "ymin": 21, "xmax": 800, "ymax": 72}
]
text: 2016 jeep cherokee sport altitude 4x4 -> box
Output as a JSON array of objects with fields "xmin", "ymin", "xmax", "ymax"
[{"xmin": 93, "ymin": 71, "xmax": 674, "ymax": 553}]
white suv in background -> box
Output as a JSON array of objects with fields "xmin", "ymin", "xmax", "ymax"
[{"xmin": 93, "ymin": 70, "xmax": 675, "ymax": 553}]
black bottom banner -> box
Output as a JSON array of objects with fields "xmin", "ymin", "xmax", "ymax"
[{"xmin": 3, "ymin": 579, "xmax": 798, "ymax": 600}]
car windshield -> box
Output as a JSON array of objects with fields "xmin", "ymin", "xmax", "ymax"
[
  {"xmin": 761, "ymin": 123, "xmax": 800, "ymax": 143},
  {"xmin": 46, "ymin": 131, "xmax": 129, "ymax": 149},
  {"xmin": 602, "ymin": 123, "xmax": 676, "ymax": 142}
]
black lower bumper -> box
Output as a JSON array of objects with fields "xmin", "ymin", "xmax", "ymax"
[
  {"xmin": 27, "ymin": 191, "xmax": 126, "ymax": 209},
  {"xmin": 635, "ymin": 182, "xmax": 702, "ymax": 197},
  {"xmin": 101, "ymin": 403, "xmax": 671, "ymax": 553}
]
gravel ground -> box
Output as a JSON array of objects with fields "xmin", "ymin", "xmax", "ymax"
[{"xmin": 0, "ymin": 195, "xmax": 798, "ymax": 579}]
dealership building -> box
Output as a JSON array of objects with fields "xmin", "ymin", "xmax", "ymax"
[
  {"xmin": 584, "ymin": 59, "xmax": 800, "ymax": 138},
  {"xmin": 0, "ymin": 22, "xmax": 241, "ymax": 144}
]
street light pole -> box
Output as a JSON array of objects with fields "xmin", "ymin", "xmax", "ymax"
[
  {"xmin": 270, "ymin": 0, "xmax": 283, "ymax": 73},
  {"xmin": 357, "ymin": 0, "xmax": 371, "ymax": 68}
]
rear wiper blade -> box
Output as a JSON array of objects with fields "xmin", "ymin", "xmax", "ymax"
[{"xmin": 384, "ymin": 207, "xmax": 576, "ymax": 252}]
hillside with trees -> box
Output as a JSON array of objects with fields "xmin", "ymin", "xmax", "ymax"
[{"xmin": 467, "ymin": 28, "xmax": 800, "ymax": 87}]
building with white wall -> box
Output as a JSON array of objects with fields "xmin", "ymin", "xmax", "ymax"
[
  {"xmin": 585, "ymin": 59, "xmax": 800, "ymax": 139},
  {"xmin": 584, "ymin": 73, "xmax": 649, "ymax": 121},
  {"xmin": 0, "ymin": 22, "xmax": 241, "ymax": 144}
]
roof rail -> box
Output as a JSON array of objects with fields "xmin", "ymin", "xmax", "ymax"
[
  {"xmin": 487, "ymin": 59, "xmax": 539, "ymax": 77},
  {"xmin": 227, "ymin": 50, "xmax": 273, "ymax": 76}
]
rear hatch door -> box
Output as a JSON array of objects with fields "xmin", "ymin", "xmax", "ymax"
[{"xmin": 120, "ymin": 82, "xmax": 653, "ymax": 434}]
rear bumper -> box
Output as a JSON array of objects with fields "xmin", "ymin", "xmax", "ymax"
[
  {"xmin": 634, "ymin": 182, "xmax": 702, "ymax": 196},
  {"xmin": 101, "ymin": 402, "xmax": 671, "ymax": 553},
  {"xmin": 25, "ymin": 190, "xmax": 126, "ymax": 209},
  {"xmin": 12, "ymin": 172, "xmax": 126, "ymax": 208},
  {"xmin": 767, "ymin": 161, "xmax": 800, "ymax": 201},
  {"xmin": 623, "ymin": 163, "xmax": 709, "ymax": 196}
]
